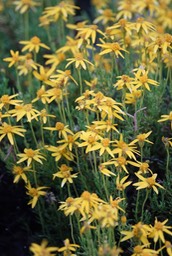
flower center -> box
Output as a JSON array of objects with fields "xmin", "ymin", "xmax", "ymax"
[
  {"xmin": 117, "ymin": 156, "xmax": 126, "ymax": 165},
  {"xmin": 2, "ymin": 123, "xmax": 12, "ymax": 133},
  {"xmin": 81, "ymin": 191, "xmax": 91, "ymax": 201},
  {"xmin": 55, "ymin": 122, "xmax": 65, "ymax": 130},
  {"xmin": 13, "ymin": 166, "xmax": 23, "ymax": 174},
  {"xmin": 29, "ymin": 188, "xmax": 38, "ymax": 197},
  {"xmin": 24, "ymin": 104, "xmax": 33, "ymax": 112},
  {"xmin": 1, "ymin": 95, "xmax": 10, "ymax": 104},
  {"xmin": 146, "ymin": 177, "xmax": 155, "ymax": 186},
  {"xmin": 25, "ymin": 148, "xmax": 35, "ymax": 158},
  {"xmin": 111, "ymin": 43, "xmax": 120, "ymax": 51},
  {"xmin": 31, "ymin": 36, "xmax": 41, "ymax": 45},
  {"xmin": 139, "ymin": 75, "xmax": 148, "ymax": 84},
  {"xmin": 102, "ymin": 138, "xmax": 110, "ymax": 147}
]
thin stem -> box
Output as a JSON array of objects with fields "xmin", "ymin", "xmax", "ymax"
[
  {"xmin": 77, "ymin": 68, "xmax": 83, "ymax": 95},
  {"xmin": 29, "ymin": 122, "xmax": 38, "ymax": 147},
  {"xmin": 141, "ymin": 189, "xmax": 149, "ymax": 222}
]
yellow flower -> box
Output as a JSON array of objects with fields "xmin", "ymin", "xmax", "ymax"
[
  {"xmin": 78, "ymin": 131, "xmax": 101, "ymax": 153},
  {"xmin": 116, "ymin": 0, "xmax": 136, "ymax": 20},
  {"xmin": 0, "ymin": 94, "xmax": 22, "ymax": 111},
  {"xmin": 30, "ymin": 239, "xmax": 58, "ymax": 256},
  {"xmin": 44, "ymin": 52, "xmax": 66, "ymax": 69},
  {"xmin": 110, "ymin": 156, "xmax": 138, "ymax": 173},
  {"xmin": 57, "ymin": 133, "xmax": 80, "ymax": 151},
  {"xmin": 46, "ymin": 87, "xmax": 63, "ymax": 103},
  {"xmin": 43, "ymin": 1, "xmax": 79, "ymax": 22},
  {"xmin": 66, "ymin": 52, "xmax": 94, "ymax": 70},
  {"xmin": 133, "ymin": 68, "xmax": 159, "ymax": 91},
  {"xmin": 149, "ymin": 218, "xmax": 172, "ymax": 243},
  {"xmin": 121, "ymin": 221, "xmax": 151, "ymax": 245},
  {"xmin": 93, "ymin": 119, "xmax": 119, "ymax": 133},
  {"xmin": 98, "ymin": 163, "xmax": 116, "ymax": 177},
  {"xmin": 26, "ymin": 182, "xmax": 48, "ymax": 208},
  {"xmin": 46, "ymin": 145, "xmax": 74, "ymax": 162},
  {"xmin": 116, "ymin": 175, "xmax": 132, "ymax": 191},
  {"xmin": 107, "ymin": 19, "xmax": 134, "ymax": 36},
  {"xmin": 74, "ymin": 191, "xmax": 104, "ymax": 217},
  {"xmin": 56, "ymin": 36, "xmax": 79, "ymax": 55},
  {"xmin": 132, "ymin": 131, "xmax": 153, "ymax": 147},
  {"xmin": 9, "ymin": 103, "xmax": 40, "ymax": 122},
  {"xmin": 33, "ymin": 66, "xmax": 55, "ymax": 85},
  {"xmin": 114, "ymin": 74, "xmax": 134, "ymax": 91},
  {"xmin": 113, "ymin": 134, "xmax": 139, "ymax": 160},
  {"xmin": 0, "ymin": 122, "xmax": 26, "ymax": 145},
  {"xmin": 162, "ymin": 136, "xmax": 172, "ymax": 148},
  {"xmin": 76, "ymin": 24, "xmax": 105, "ymax": 44},
  {"xmin": 132, "ymin": 244, "xmax": 158, "ymax": 256},
  {"xmin": 133, "ymin": 173, "xmax": 164, "ymax": 194},
  {"xmin": 164, "ymin": 241, "xmax": 172, "ymax": 256},
  {"xmin": 125, "ymin": 85, "xmax": 142, "ymax": 105},
  {"xmin": 3, "ymin": 50, "xmax": 21, "ymax": 67},
  {"xmin": 32, "ymin": 85, "xmax": 49, "ymax": 104},
  {"xmin": 39, "ymin": 109, "xmax": 56, "ymax": 124},
  {"xmin": 58, "ymin": 239, "xmax": 80, "ymax": 254},
  {"xmin": 94, "ymin": 9, "xmax": 116, "ymax": 25},
  {"xmin": 17, "ymin": 53, "xmax": 37, "ymax": 76},
  {"xmin": 97, "ymin": 39, "xmax": 128, "ymax": 58},
  {"xmin": 20, "ymin": 36, "xmax": 50, "ymax": 53},
  {"xmin": 158, "ymin": 111, "xmax": 172, "ymax": 129},
  {"xmin": 13, "ymin": 0, "xmax": 40, "ymax": 14},
  {"xmin": 134, "ymin": 17, "xmax": 155, "ymax": 34},
  {"xmin": 12, "ymin": 165, "xmax": 31, "ymax": 183},
  {"xmin": 44, "ymin": 122, "xmax": 73, "ymax": 140},
  {"xmin": 134, "ymin": 161, "xmax": 152, "ymax": 175},
  {"xmin": 58, "ymin": 197, "xmax": 80, "ymax": 216},
  {"xmin": 17, "ymin": 148, "xmax": 46, "ymax": 166},
  {"xmin": 53, "ymin": 164, "xmax": 78, "ymax": 187}
]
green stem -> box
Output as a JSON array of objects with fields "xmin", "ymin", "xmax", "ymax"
[
  {"xmin": 77, "ymin": 68, "xmax": 83, "ymax": 95},
  {"xmin": 24, "ymin": 11, "xmax": 29, "ymax": 40},
  {"xmin": 141, "ymin": 189, "xmax": 149, "ymax": 222},
  {"xmin": 29, "ymin": 122, "xmax": 38, "ymax": 147}
]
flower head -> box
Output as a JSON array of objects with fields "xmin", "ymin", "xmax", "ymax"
[
  {"xmin": 20, "ymin": 36, "xmax": 50, "ymax": 53},
  {"xmin": 17, "ymin": 148, "xmax": 46, "ymax": 166},
  {"xmin": 30, "ymin": 239, "xmax": 58, "ymax": 256}
]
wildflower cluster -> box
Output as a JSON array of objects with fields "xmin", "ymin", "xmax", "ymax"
[{"xmin": 1, "ymin": 0, "xmax": 172, "ymax": 255}]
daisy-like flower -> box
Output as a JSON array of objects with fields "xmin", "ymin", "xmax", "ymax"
[
  {"xmin": 57, "ymin": 133, "xmax": 80, "ymax": 151},
  {"xmin": 74, "ymin": 191, "xmax": 105, "ymax": 217},
  {"xmin": 132, "ymin": 244, "xmax": 158, "ymax": 256},
  {"xmin": 39, "ymin": 109, "xmax": 56, "ymax": 124},
  {"xmin": 0, "ymin": 122, "xmax": 26, "ymax": 145},
  {"xmin": 133, "ymin": 17, "xmax": 156, "ymax": 34},
  {"xmin": 107, "ymin": 19, "xmax": 134, "ymax": 37},
  {"xmin": 78, "ymin": 131, "xmax": 101, "ymax": 153},
  {"xmin": 94, "ymin": 9, "xmax": 116, "ymax": 25},
  {"xmin": 114, "ymin": 74, "xmax": 134, "ymax": 91},
  {"xmin": 32, "ymin": 85, "xmax": 49, "ymax": 104},
  {"xmin": 149, "ymin": 218, "xmax": 172, "ymax": 243},
  {"xmin": 162, "ymin": 136, "xmax": 172, "ymax": 148},
  {"xmin": 97, "ymin": 39, "xmax": 128, "ymax": 58},
  {"xmin": 132, "ymin": 131, "xmax": 153, "ymax": 147},
  {"xmin": 158, "ymin": 111, "xmax": 172, "ymax": 129},
  {"xmin": 164, "ymin": 241, "xmax": 172, "ymax": 256},
  {"xmin": 133, "ymin": 68, "xmax": 159, "ymax": 91},
  {"xmin": 9, "ymin": 103, "xmax": 40, "ymax": 122},
  {"xmin": 3, "ymin": 50, "xmax": 21, "ymax": 67},
  {"xmin": 53, "ymin": 164, "xmax": 78, "ymax": 187},
  {"xmin": 113, "ymin": 134, "xmax": 140, "ymax": 160},
  {"xmin": 125, "ymin": 85, "xmax": 142, "ymax": 105},
  {"xmin": 66, "ymin": 51, "xmax": 94, "ymax": 70},
  {"xmin": 30, "ymin": 239, "xmax": 58, "ymax": 256},
  {"xmin": 26, "ymin": 182, "xmax": 48, "ymax": 208},
  {"xmin": 43, "ymin": 1, "xmax": 79, "ymax": 22},
  {"xmin": 98, "ymin": 163, "xmax": 116, "ymax": 177},
  {"xmin": 46, "ymin": 145, "xmax": 74, "ymax": 162},
  {"xmin": 17, "ymin": 53, "xmax": 37, "ymax": 76},
  {"xmin": 93, "ymin": 119, "xmax": 119, "ymax": 133},
  {"xmin": 12, "ymin": 165, "xmax": 31, "ymax": 183},
  {"xmin": 133, "ymin": 173, "xmax": 164, "ymax": 194},
  {"xmin": 0, "ymin": 94, "xmax": 22, "ymax": 111},
  {"xmin": 98, "ymin": 137, "xmax": 114, "ymax": 157},
  {"xmin": 116, "ymin": 175, "xmax": 132, "ymax": 191},
  {"xmin": 13, "ymin": 0, "xmax": 40, "ymax": 14},
  {"xmin": 17, "ymin": 148, "xmax": 46, "ymax": 166},
  {"xmin": 46, "ymin": 87, "xmax": 63, "ymax": 103},
  {"xmin": 19, "ymin": 36, "xmax": 50, "ymax": 53},
  {"xmin": 116, "ymin": 0, "xmax": 136, "ymax": 20},
  {"xmin": 44, "ymin": 52, "xmax": 66, "ymax": 69},
  {"xmin": 58, "ymin": 238, "xmax": 80, "ymax": 254},
  {"xmin": 56, "ymin": 36, "xmax": 79, "ymax": 55},
  {"xmin": 121, "ymin": 221, "xmax": 151, "ymax": 245},
  {"xmin": 44, "ymin": 122, "xmax": 73, "ymax": 140},
  {"xmin": 33, "ymin": 66, "xmax": 55, "ymax": 86},
  {"xmin": 76, "ymin": 24, "xmax": 105, "ymax": 45},
  {"xmin": 108, "ymin": 156, "xmax": 138, "ymax": 174}
]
